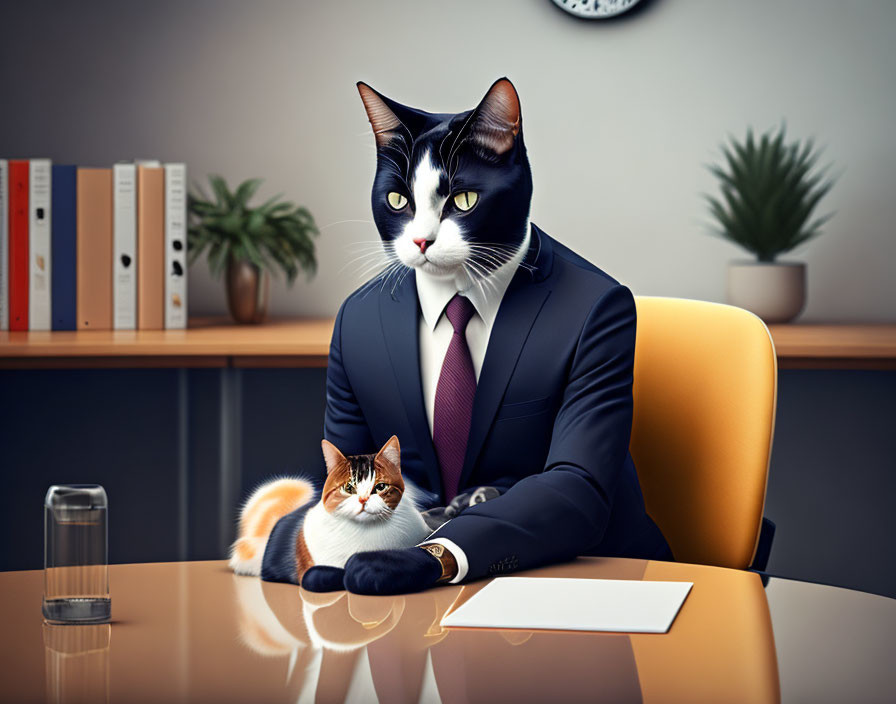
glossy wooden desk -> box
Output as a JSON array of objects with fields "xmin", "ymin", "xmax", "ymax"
[
  {"xmin": 1, "ymin": 319, "xmax": 895, "ymax": 369},
  {"xmin": 1, "ymin": 559, "xmax": 893, "ymax": 704}
]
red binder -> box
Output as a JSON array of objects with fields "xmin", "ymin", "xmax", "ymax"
[{"xmin": 8, "ymin": 160, "xmax": 29, "ymax": 331}]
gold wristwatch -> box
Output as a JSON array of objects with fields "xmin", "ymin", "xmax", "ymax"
[{"xmin": 419, "ymin": 543, "xmax": 459, "ymax": 583}]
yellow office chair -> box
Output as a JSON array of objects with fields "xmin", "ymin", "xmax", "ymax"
[{"xmin": 630, "ymin": 296, "xmax": 778, "ymax": 570}]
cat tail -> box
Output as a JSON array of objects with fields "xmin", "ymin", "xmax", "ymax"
[{"xmin": 229, "ymin": 477, "xmax": 315, "ymax": 576}]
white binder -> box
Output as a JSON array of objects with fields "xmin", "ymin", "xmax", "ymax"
[
  {"xmin": 164, "ymin": 163, "xmax": 187, "ymax": 329},
  {"xmin": 113, "ymin": 163, "xmax": 137, "ymax": 330},
  {"xmin": 28, "ymin": 159, "xmax": 52, "ymax": 331}
]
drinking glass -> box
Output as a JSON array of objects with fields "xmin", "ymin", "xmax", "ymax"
[{"xmin": 42, "ymin": 485, "xmax": 111, "ymax": 624}]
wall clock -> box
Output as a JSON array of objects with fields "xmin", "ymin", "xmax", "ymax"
[{"xmin": 551, "ymin": 0, "xmax": 643, "ymax": 19}]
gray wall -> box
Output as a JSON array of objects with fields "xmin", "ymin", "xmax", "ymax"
[{"xmin": 1, "ymin": 0, "xmax": 894, "ymax": 322}]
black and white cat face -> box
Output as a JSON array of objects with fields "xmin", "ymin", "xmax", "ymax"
[{"xmin": 357, "ymin": 78, "xmax": 533, "ymax": 288}]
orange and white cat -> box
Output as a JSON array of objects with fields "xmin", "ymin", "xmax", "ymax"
[{"xmin": 229, "ymin": 435, "xmax": 431, "ymax": 584}]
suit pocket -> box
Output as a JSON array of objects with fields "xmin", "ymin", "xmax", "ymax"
[{"xmin": 495, "ymin": 395, "xmax": 551, "ymax": 422}]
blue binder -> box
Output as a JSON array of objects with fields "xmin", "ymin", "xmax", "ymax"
[{"xmin": 51, "ymin": 164, "xmax": 77, "ymax": 330}]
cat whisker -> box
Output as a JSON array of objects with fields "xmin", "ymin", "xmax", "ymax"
[
  {"xmin": 466, "ymin": 244, "xmax": 517, "ymax": 257},
  {"xmin": 339, "ymin": 246, "xmax": 395, "ymax": 276},
  {"xmin": 356, "ymin": 259, "xmax": 398, "ymax": 285},
  {"xmin": 343, "ymin": 256, "xmax": 391, "ymax": 280},
  {"xmin": 340, "ymin": 239, "xmax": 388, "ymax": 250},
  {"xmin": 358, "ymin": 265, "xmax": 397, "ymax": 299},
  {"xmin": 390, "ymin": 262, "xmax": 414, "ymax": 296},
  {"xmin": 466, "ymin": 244, "xmax": 521, "ymax": 258},
  {"xmin": 319, "ymin": 219, "xmax": 375, "ymax": 232},
  {"xmin": 383, "ymin": 269, "xmax": 405, "ymax": 297},
  {"xmin": 378, "ymin": 258, "xmax": 407, "ymax": 296},
  {"xmin": 466, "ymin": 243, "xmax": 537, "ymax": 274},
  {"xmin": 463, "ymin": 256, "xmax": 491, "ymax": 278},
  {"xmin": 345, "ymin": 254, "xmax": 391, "ymax": 273},
  {"xmin": 468, "ymin": 259, "xmax": 511, "ymax": 299},
  {"xmin": 438, "ymin": 130, "xmax": 454, "ymax": 175},
  {"xmin": 372, "ymin": 257, "xmax": 402, "ymax": 281},
  {"xmin": 382, "ymin": 139, "xmax": 411, "ymax": 171},
  {"xmin": 378, "ymin": 151, "xmax": 406, "ymax": 177},
  {"xmin": 461, "ymin": 262, "xmax": 484, "ymax": 298},
  {"xmin": 463, "ymin": 259, "xmax": 501, "ymax": 300},
  {"xmin": 358, "ymin": 254, "xmax": 402, "ymax": 296},
  {"xmin": 339, "ymin": 249, "xmax": 391, "ymax": 271},
  {"xmin": 463, "ymin": 261, "xmax": 498, "ymax": 302},
  {"xmin": 467, "ymin": 241, "xmax": 526, "ymax": 253},
  {"xmin": 468, "ymin": 251, "xmax": 509, "ymax": 274},
  {"xmin": 338, "ymin": 246, "xmax": 390, "ymax": 268}
]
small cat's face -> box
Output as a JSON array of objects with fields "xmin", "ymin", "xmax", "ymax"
[
  {"xmin": 321, "ymin": 436, "xmax": 405, "ymax": 523},
  {"xmin": 358, "ymin": 78, "xmax": 532, "ymax": 289}
]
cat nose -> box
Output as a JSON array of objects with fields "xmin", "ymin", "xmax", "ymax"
[
  {"xmin": 413, "ymin": 237, "xmax": 432, "ymax": 253},
  {"xmin": 358, "ymin": 496, "xmax": 368, "ymax": 505}
]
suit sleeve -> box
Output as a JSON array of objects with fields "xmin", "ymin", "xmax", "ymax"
[
  {"xmin": 426, "ymin": 284, "xmax": 637, "ymax": 580},
  {"xmin": 323, "ymin": 299, "xmax": 376, "ymax": 456}
]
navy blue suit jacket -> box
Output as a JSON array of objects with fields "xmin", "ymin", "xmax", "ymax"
[{"xmin": 323, "ymin": 224, "xmax": 671, "ymax": 582}]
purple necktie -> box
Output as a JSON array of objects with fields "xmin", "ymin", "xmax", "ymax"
[{"xmin": 432, "ymin": 294, "xmax": 477, "ymax": 502}]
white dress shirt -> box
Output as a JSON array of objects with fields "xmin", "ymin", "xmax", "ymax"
[{"xmin": 415, "ymin": 226, "xmax": 531, "ymax": 582}]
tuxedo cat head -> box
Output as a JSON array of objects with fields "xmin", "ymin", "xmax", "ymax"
[
  {"xmin": 358, "ymin": 77, "xmax": 533, "ymax": 289},
  {"xmin": 321, "ymin": 436, "xmax": 405, "ymax": 523}
]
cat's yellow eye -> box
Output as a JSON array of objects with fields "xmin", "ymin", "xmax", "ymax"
[
  {"xmin": 374, "ymin": 483, "xmax": 387, "ymax": 492},
  {"xmin": 387, "ymin": 192, "xmax": 408, "ymax": 210},
  {"xmin": 453, "ymin": 191, "xmax": 478, "ymax": 212},
  {"xmin": 343, "ymin": 483, "xmax": 355, "ymax": 494}
]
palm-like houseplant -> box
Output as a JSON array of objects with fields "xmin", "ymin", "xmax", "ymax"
[
  {"xmin": 706, "ymin": 125, "xmax": 836, "ymax": 323},
  {"xmin": 188, "ymin": 175, "xmax": 319, "ymax": 323}
]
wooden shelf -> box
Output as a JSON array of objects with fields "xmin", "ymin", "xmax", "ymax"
[
  {"xmin": 1, "ymin": 318, "xmax": 894, "ymax": 370},
  {"xmin": 767, "ymin": 323, "xmax": 896, "ymax": 370},
  {"xmin": 0, "ymin": 317, "xmax": 333, "ymax": 369}
]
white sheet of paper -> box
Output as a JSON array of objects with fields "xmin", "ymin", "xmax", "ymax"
[{"xmin": 441, "ymin": 577, "xmax": 693, "ymax": 633}]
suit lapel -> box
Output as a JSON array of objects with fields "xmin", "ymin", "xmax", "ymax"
[
  {"xmin": 459, "ymin": 225, "xmax": 554, "ymax": 490},
  {"xmin": 458, "ymin": 280, "xmax": 551, "ymax": 490},
  {"xmin": 379, "ymin": 272, "xmax": 444, "ymax": 495}
]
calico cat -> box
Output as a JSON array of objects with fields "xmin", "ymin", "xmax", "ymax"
[
  {"xmin": 356, "ymin": 76, "xmax": 534, "ymax": 294},
  {"xmin": 229, "ymin": 435, "xmax": 431, "ymax": 583}
]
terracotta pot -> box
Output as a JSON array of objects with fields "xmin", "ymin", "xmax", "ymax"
[
  {"xmin": 226, "ymin": 258, "xmax": 270, "ymax": 324},
  {"xmin": 726, "ymin": 260, "xmax": 806, "ymax": 323}
]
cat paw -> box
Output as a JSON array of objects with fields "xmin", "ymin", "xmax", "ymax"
[
  {"xmin": 343, "ymin": 548, "xmax": 442, "ymax": 596},
  {"xmin": 301, "ymin": 566, "xmax": 346, "ymax": 592},
  {"xmin": 469, "ymin": 486, "xmax": 501, "ymax": 505}
]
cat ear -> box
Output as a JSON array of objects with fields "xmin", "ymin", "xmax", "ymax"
[
  {"xmin": 357, "ymin": 82, "xmax": 407, "ymax": 149},
  {"xmin": 467, "ymin": 77, "xmax": 522, "ymax": 156},
  {"xmin": 375, "ymin": 435, "xmax": 401, "ymax": 470},
  {"xmin": 321, "ymin": 439, "xmax": 347, "ymax": 474}
]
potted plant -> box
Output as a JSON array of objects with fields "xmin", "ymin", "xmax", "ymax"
[
  {"xmin": 188, "ymin": 175, "xmax": 319, "ymax": 324},
  {"xmin": 705, "ymin": 125, "xmax": 836, "ymax": 323}
]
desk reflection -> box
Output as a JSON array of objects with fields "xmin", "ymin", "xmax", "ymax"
[
  {"xmin": 43, "ymin": 622, "xmax": 111, "ymax": 704},
  {"xmin": 232, "ymin": 559, "xmax": 780, "ymax": 703}
]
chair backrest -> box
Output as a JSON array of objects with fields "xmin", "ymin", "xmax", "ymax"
[{"xmin": 630, "ymin": 296, "xmax": 777, "ymax": 569}]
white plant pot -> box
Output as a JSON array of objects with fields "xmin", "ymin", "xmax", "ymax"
[{"xmin": 727, "ymin": 260, "xmax": 806, "ymax": 323}]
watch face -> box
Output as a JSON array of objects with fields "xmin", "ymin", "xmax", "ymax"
[
  {"xmin": 424, "ymin": 544, "xmax": 443, "ymax": 556},
  {"xmin": 551, "ymin": 0, "xmax": 643, "ymax": 19}
]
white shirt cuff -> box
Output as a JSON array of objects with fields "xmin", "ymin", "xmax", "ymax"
[{"xmin": 418, "ymin": 536, "xmax": 469, "ymax": 584}]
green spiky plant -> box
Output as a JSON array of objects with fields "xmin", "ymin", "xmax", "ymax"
[
  {"xmin": 705, "ymin": 125, "xmax": 836, "ymax": 263},
  {"xmin": 187, "ymin": 175, "xmax": 319, "ymax": 284}
]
